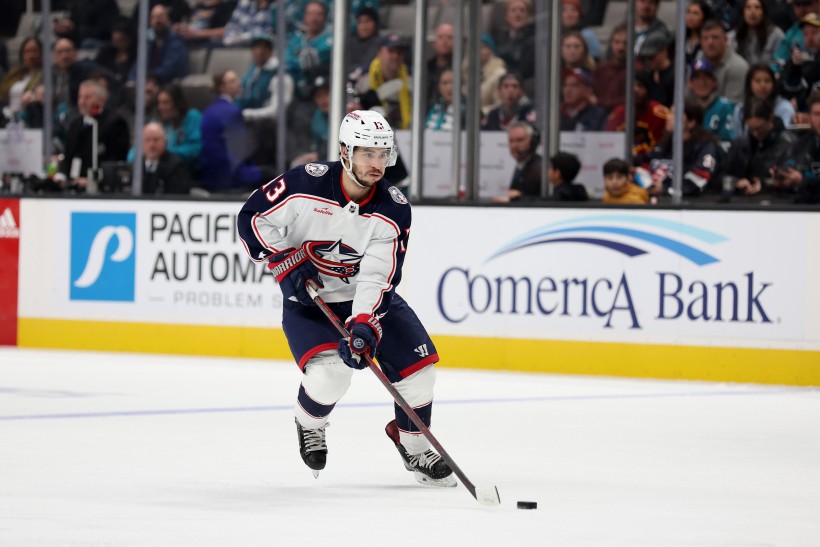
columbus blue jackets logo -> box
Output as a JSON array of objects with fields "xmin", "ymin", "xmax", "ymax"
[
  {"xmin": 388, "ymin": 186, "xmax": 408, "ymax": 204},
  {"xmin": 304, "ymin": 239, "xmax": 362, "ymax": 283},
  {"xmin": 305, "ymin": 163, "xmax": 329, "ymax": 177}
]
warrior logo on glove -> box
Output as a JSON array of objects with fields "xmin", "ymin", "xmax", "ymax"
[{"xmin": 304, "ymin": 239, "xmax": 363, "ymax": 283}]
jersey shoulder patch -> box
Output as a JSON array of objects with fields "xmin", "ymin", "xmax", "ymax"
[
  {"xmin": 388, "ymin": 186, "xmax": 408, "ymax": 205},
  {"xmin": 305, "ymin": 163, "xmax": 329, "ymax": 177}
]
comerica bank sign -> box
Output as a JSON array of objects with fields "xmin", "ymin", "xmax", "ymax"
[{"xmin": 436, "ymin": 215, "xmax": 773, "ymax": 330}]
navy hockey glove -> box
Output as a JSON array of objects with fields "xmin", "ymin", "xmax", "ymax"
[
  {"xmin": 268, "ymin": 246, "xmax": 323, "ymax": 306},
  {"xmin": 338, "ymin": 314, "xmax": 382, "ymax": 370}
]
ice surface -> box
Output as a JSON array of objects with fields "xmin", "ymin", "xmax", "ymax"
[{"xmin": 1, "ymin": 348, "xmax": 819, "ymax": 546}]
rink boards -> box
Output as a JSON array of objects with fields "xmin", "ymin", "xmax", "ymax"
[{"xmin": 2, "ymin": 197, "xmax": 819, "ymax": 386}]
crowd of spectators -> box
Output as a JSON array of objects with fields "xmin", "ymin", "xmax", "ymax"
[{"xmin": 0, "ymin": 0, "xmax": 819, "ymax": 205}]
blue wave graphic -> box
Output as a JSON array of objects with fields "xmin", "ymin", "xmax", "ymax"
[{"xmin": 487, "ymin": 215, "xmax": 726, "ymax": 266}]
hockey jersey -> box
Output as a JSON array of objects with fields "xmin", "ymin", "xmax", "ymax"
[{"xmin": 237, "ymin": 161, "xmax": 411, "ymax": 319}]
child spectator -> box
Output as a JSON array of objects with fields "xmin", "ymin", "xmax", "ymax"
[
  {"xmin": 687, "ymin": 59, "xmax": 735, "ymax": 145},
  {"xmin": 548, "ymin": 151, "xmax": 589, "ymax": 201},
  {"xmin": 603, "ymin": 157, "xmax": 650, "ymax": 204}
]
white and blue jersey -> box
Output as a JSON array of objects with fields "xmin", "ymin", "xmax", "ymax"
[{"xmin": 237, "ymin": 161, "xmax": 438, "ymax": 380}]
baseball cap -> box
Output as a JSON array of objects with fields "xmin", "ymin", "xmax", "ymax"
[
  {"xmin": 638, "ymin": 32, "xmax": 669, "ymax": 58},
  {"xmin": 562, "ymin": 67, "xmax": 593, "ymax": 87},
  {"xmin": 800, "ymin": 12, "xmax": 820, "ymax": 27},
  {"xmin": 690, "ymin": 58, "xmax": 716, "ymax": 78},
  {"xmin": 380, "ymin": 33, "xmax": 408, "ymax": 49},
  {"xmin": 250, "ymin": 33, "xmax": 274, "ymax": 47}
]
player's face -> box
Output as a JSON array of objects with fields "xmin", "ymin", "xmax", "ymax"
[{"xmin": 350, "ymin": 146, "xmax": 391, "ymax": 185}]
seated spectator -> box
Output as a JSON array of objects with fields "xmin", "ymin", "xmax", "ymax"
[
  {"xmin": 95, "ymin": 18, "xmax": 137, "ymax": 87},
  {"xmin": 493, "ymin": 121, "xmax": 543, "ymax": 202},
  {"xmin": 643, "ymin": 98, "xmax": 724, "ymax": 196},
  {"xmin": 426, "ymin": 68, "xmax": 465, "ymax": 131},
  {"xmin": 223, "ymin": 0, "xmax": 272, "ymax": 47},
  {"xmin": 634, "ymin": 0, "xmax": 673, "ymax": 56},
  {"xmin": 356, "ymin": 33, "xmax": 412, "ymax": 129},
  {"xmin": 733, "ymin": 63, "xmax": 795, "ymax": 132},
  {"xmin": 0, "ymin": 37, "xmax": 43, "ymax": 117},
  {"xmin": 602, "ymin": 157, "xmax": 649, "ymax": 204},
  {"xmin": 561, "ymin": 0, "xmax": 602, "ymax": 60},
  {"xmin": 782, "ymin": 12, "xmax": 820, "ymax": 112},
  {"xmin": 687, "ymin": 59, "xmax": 735, "ymax": 145},
  {"xmin": 285, "ymin": 0, "xmax": 332, "ymax": 99},
  {"xmin": 140, "ymin": 121, "xmax": 192, "ymax": 194},
  {"xmin": 348, "ymin": 6, "xmax": 382, "ymax": 81},
  {"xmin": 237, "ymin": 33, "xmax": 294, "ymax": 120},
  {"xmin": 492, "ymin": 0, "xmax": 536, "ymax": 83},
  {"xmin": 128, "ymin": 5, "xmax": 188, "ymax": 84},
  {"xmin": 548, "ymin": 151, "xmax": 589, "ymax": 201},
  {"xmin": 772, "ymin": 0, "xmax": 818, "ymax": 74},
  {"xmin": 696, "ymin": 19, "xmax": 750, "ymax": 104},
  {"xmin": 54, "ymin": 0, "xmax": 120, "ymax": 49},
  {"xmin": 55, "ymin": 79, "xmax": 130, "ymax": 190},
  {"xmin": 174, "ymin": 0, "xmax": 237, "ymax": 47},
  {"xmin": 685, "ymin": 0, "xmax": 715, "ymax": 67},
  {"xmin": 724, "ymin": 98, "xmax": 798, "ymax": 196},
  {"xmin": 157, "ymin": 83, "xmax": 202, "ymax": 172},
  {"xmin": 131, "ymin": 0, "xmax": 192, "ymax": 26},
  {"xmin": 201, "ymin": 70, "xmax": 269, "ymax": 191},
  {"xmin": 461, "ymin": 34, "xmax": 507, "ymax": 115},
  {"xmin": 52, "ymin": 38, "xmax": 102, "ymax": 131},
  {"xmin": 639, "ymin": 33, "xmax": 674, "ymax": 107},
  {"xmin": 290, "ymin": 75, "xmax": 331, "ymax": 165},
  {"xmin": 425, "ymin": 23, "xmax": 454, "ymax": 108},
  {"xmin": 18, "ymin": 84, "xmax": 45, "ymax": 128},
  {"xmin": 481, "ymin": 72, "xmax": 535, "ymax": 130},
  {"xmin": 732, "ymin": 0, "xmax": 784, "ymax": 67},
  {"xmin": 786, "ymin": 90, "xmax": 820, "ymax": 203},
  {"xmin": 560, "ymin": 68, "xmax": 607, "ymax": 131},
  {"xmin": 561, "ymin": 31, "xmax": 596, "ymax": 73},
  {"xmin": 593, "ymin": 23, "xmax": 628, "ymax": 113},
  {"xmin": 606, "ymin": 71, "xmax": 670, "ymax": 156}
]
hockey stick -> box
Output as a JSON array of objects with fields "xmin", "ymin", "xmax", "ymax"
[{"xmin": 305, "ymin": 279, "xmax": 501, "ymax": 506}]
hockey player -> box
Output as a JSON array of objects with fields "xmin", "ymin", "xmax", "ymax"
[{"xmin": 237, "ymin": 110, "xmax": 455, "ymax": 487}]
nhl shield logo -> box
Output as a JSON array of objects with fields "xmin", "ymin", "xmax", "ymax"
[
  {"xmin": 305, "ymin": 163, "xmax": 329, "ymax": 177},
  {"xmin": 388, "ymin": 186, "xmax": 408, "ymax": 204}
]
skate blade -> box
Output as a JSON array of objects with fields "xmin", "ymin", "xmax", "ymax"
[
  {"xmin": 312, "ymin": 470, "xmax": 320, "ymax": 479},
  {"xmin": 413, "ymin": 471, "xmax": 457, "ymax": 488}
]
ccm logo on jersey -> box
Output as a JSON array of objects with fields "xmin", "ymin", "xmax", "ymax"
[{"xmin": 313, "ymin": 207, "xmax": 333, "ymax": 216}]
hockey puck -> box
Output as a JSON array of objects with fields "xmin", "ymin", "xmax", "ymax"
[{"xmin": 516, "ymin": 501, "xmax": 537, "ymax": 510}]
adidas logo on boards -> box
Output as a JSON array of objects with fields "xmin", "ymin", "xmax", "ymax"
[{"xmin": 0, "ymin": 208, "xmax": 20, "ymax": 239}]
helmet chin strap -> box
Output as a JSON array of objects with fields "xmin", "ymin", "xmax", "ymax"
[{"xmin": 341, "ymin": 147, "xmax": 368, "ymax": 189}]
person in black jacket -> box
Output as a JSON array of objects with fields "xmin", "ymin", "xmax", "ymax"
[
  {"xmin": 773, "ymin": 90, "xmax": 820, "ymax": 203},
  {"xmin": 55, "ymin": 79, "xmax": 130, "ymax": 191},
  {"xmin": 548, "ymin": 151, "xmax": 589, "ymax": 201},
  {"xmin": 724, "ymin": 97, "xmax": 797, "ymax": 197},
  {"xmin": 140, "ymin": 121, "xmax": 192, "ymax": 194},
  {"xmin": 493, "ymin": 120, "xmax": 543, "ymax": 202}
]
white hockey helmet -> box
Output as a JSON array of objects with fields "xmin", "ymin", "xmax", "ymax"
[{"xmin": 339, "ymin": 110, "xmax": 398, "ymax": 168}]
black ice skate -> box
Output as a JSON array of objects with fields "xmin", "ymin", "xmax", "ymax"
[
  {"xmin": 295, "ymin": 418, "xmax": 328, "ymax": 478},
  {"xmin": 385, "ymin": 420, "xmax": 456, "ymax": 487}
]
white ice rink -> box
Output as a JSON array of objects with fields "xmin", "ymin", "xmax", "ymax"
[{"xmin": 1, "ymin": 348, "xmax": 819, "ymax": 547}]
